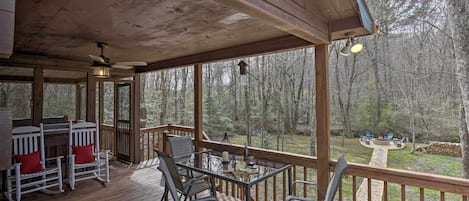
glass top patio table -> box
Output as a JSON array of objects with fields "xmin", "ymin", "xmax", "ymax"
[{"xmin": 175, "ymin": 150, "xmax": 293, "ymax": 201}]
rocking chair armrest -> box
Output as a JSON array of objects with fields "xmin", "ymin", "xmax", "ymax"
[
  {"xmin": 45, "ymin": 155, "xmax": 64, "ymax": 161},
  {"xmin": 93, "ymin": 150, "xmax": 110, "ymax": 159},
  {"xmin": 11, "ymin": 163, "xmax": 22, "ymax": 168},
  {"xmin": 67, "ymin": 154, "xmax": 76, "ymax": 158}
]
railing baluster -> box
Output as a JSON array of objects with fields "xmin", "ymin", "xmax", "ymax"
[
  {"xmin": 401, "ymin": 184, "xmax": 405, "ymax": 201},
  {"xmin": 225, "ymin": 179, "xmax": 228, "ymax": 195},
  {"xmin": 146, "ymin": 132, "xmax": 150, "ymax": 160},
  {"xmin": 419, "ymin": 187, "xmax": 424, "ymax": 201},
  {"xmin": 463, "ymin": 195, "xmax": 467, "ymax": 201},
  {"xmin": 367, "ymin": 178, "xmax": 372, "ymax": 201},
  {"xmin": 303, "ymin": 166, "xmax": 307, "ymax": 198},
  {"xmin": 256, "ymin": 183, "xmax": 259, "ymax": 201},
  {"xmin": 339, "ymin": 180, "xmax": 343, "ymax": 201},
  {"xmin": 352, "ymin": 176, "xmax": 357, "ymax": 201},
  {"xmin": 282, "ymin": 171, "xmax": 286, "ymax": 201},
  {"xmin": 264, "ymin": 179, "xmax": 268, "ymax": 201},
  {"xmin": 273, "ymin": 174, "xmax": 277, "ymax": 201},
  {"xmin": 440, "ymin": 191, "xmax": 445, "ymax": 201},
  {"xmin": 231, "ymin": 181, "xmax": 236, "ymax": 197},
  {"xmin": 293, "ymin": 165, "xmax": 297, "ymax": 196},
  {"xmin": 383, "ymin": 181, "xmax": 388, "ymax": 201}
]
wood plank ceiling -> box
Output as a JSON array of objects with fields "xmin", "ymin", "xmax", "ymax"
[{"xmin": 0, "ymin": 0, "xmax": 375, "ymax": 81}]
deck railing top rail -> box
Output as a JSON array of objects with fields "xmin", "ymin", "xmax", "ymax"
[{"xmin": 136, "ymin": 124, "xmax": 469, "ymax": 197}]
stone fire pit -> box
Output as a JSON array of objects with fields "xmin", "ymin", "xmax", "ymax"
[{"xmin": 373, "ymin": 137, "xmax": 390, "ymax": 145}]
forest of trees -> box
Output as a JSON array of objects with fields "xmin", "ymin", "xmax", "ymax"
[{"xmin": 136, "ymin": 0, "xmax": 461, "ymax": 151}]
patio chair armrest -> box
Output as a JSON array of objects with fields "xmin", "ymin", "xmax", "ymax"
[
  {"xmin": 293, "ymin": 180, "xmax": 317, "ymax": 186},
  {"xmin": 291, "ymin": 180, "xmax": 322, "ymax": 197},
  {"xmin": 173, "ymin": 149, "xmax": 212, "ymax": 159}
]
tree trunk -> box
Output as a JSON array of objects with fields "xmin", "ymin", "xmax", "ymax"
[
  {"xmin": 445, "ymin": 0, "xmax": 469, "ymax": 178},
  {"xmin": 180, "ymin": 68, "xmax": 188, "ymax": 125},
  {"xmin": 160, "ymin": 71, "xmax": 167, "ymax": 125}
]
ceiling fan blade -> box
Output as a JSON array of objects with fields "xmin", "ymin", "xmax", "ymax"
[
  {"xmin": 112, "ymin": 64, "xmax": 134, "ymax": 69},
  {"xmin": 89, "ymin": 54, "xmax": 106, "ymax": 64},
  {"xmin": 114, "ymin": 61, "xmax": 147, "ymax": 66}
]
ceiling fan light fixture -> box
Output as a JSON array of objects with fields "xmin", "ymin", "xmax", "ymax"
[{"xmin": 92, "ymin": 66, "xmax": 110, "ymax": 78}]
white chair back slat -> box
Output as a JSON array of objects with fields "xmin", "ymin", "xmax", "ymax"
[
  {"xmin": 69, "ymin": 121, "xmax": 99, "ymax": 152},
  {"xmin": 11, "ymin": 126, "xmax": 43, "ymax": 162}
]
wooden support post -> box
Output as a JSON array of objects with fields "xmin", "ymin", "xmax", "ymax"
[
  {"xmin": 32, "ymin": 68, "xmax": 43, "ymax": 126},
  {"xmin": 99, "ymin": 81, "xmax": 104, "ymax": 125},
  {"xmin": 131, "ymin": 74, "xmax": 141, "ymax": 163},
  {"xmin": 194, "ymin": 64, "xmax": 203, "ymax": 152},
  {"xmin": 86, "ymin": 73, "xmax": 96, "ymax": 122},
  {"xmin": 315, "ymin": 44, "xmax": 330, "ymax": 201},
  {"xmin": 76, "ymin": 83, "xmax": 82, "ymax": 120}
]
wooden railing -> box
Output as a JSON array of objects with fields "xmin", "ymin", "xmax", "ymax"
[
  {"xmin": 135, "ymin": 125, "xmax": 469, "ymax": 200},
  {"xmin": 100, "ymin": 124, "xmax": 116, "ymax": 156},
  {"xmin": 138, "ymin": 124, "xmax": 206, "ymax": 160}
]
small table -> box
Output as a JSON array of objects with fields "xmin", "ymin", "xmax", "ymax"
[{"xmin": 176, "ymin": 151, "xmax": 293, "ymax": 201}]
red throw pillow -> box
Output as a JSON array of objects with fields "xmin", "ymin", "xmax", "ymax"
[
  {"xmin": 14, "ymin": 151, "xmax": 44, "ymax": 174},
  {"xmin": 72, "ymin": 144, "xmax": 95, "ymax": 164}
]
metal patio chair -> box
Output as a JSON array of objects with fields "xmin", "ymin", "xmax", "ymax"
[
  {"xmin": 168, "ymin": 136, "xmax": 205, "ymax": 178},
  {"xmin": 155, "ymin": 150, "xmax": 214, "ymax": 201},
  {"xmin": 287, "ymin": 155, "xmax": 349, "ymax": 201}
]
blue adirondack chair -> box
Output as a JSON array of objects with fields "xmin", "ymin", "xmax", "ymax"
[
  {"xmin": 365, "ymin": 130, "xmax": 373, "ymax": 140},
  {"xmin": 384, "ymin": 132, "xmax": 394, "ymax": 140},
  {"xmin": 394, "ymin": 137, "xmax": 405, "ymax": 144}
]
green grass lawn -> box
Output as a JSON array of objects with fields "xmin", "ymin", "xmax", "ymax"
[{"xmin": 227, "ymin": 134, "xmax": 463, "ymax": 200}]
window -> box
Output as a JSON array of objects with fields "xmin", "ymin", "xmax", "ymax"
[
  {"xmin": 0, "ymin": 82, "xmax": 32, "ymax": 119},
  {"xmin": 43, "ymin": 83, "xmax": 76, "ymax": 120}
]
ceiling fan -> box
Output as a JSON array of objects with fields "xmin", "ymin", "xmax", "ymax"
[{"xmin": 89, "ymin": 42, "xmax": 147, "ymax": 70}]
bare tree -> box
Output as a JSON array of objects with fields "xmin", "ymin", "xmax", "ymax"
[{"xmin": 445, "ymin": 0, "xmax": 469, "ymax": 178}]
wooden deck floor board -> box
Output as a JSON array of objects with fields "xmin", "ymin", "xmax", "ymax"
[{"xmin": 16, "ymin": 159, "xmax": 238, "ymax": 201}]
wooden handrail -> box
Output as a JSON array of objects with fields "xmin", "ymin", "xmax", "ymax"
[{"xmin": 138, "ymin": 124, "xmax": 469, "ymax": 199}]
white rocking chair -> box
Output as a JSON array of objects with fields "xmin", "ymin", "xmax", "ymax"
[
  {"xmin": 5, "ymin": 126, "xmax": 64, "ymax": 201},
  {"xmin": 68, "ymin": 121, "xmax": 110, "ymax": 190}
]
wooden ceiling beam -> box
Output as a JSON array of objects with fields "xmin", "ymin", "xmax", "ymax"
[
  {"xmin": 0, "ymin": 75, "xmax": 83, "ymax": 83},
  {"xmin": 137, "ymin": 35, "xmax": 312, "ymax": 73},
  {"xmin": 0, "ymin": 53, "xmax": 135, "ymax": 76},
  {"xmin": 330, "ymin": 17, "xmax": 363, "ymax": 34},
  {"xmin": 214, "ymin": 0, "xmax": 329, "ymax": 44}
]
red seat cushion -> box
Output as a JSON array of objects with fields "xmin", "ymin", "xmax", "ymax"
[
  {"xmin": 72, "ymin": 144, "xmax": 95, "ymax": 164},
  {"xmin": 14, "ymin": 151, "xmax": 44, "ymax": 174}
]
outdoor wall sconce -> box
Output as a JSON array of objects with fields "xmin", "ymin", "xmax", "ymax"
[
  {"xmin": 238, "ymin": 60, "xmax": 248, "ymax": 75},
  {"xmin": 92, "ymin": 66, "xmax": 111, "ymax": 78},
  {"xmin": 340, "ymin": 32, "xmax": 363, "ymax": 56}
]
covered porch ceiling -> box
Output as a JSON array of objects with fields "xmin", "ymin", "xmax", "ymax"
[{"xmin": 0, "ymin": 0, "xmax": 376, "ymax": 82}]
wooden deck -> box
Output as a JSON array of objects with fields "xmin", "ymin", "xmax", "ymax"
[{"xmin": 20, "ymin": 159, "xmax": 237, "ymax": 201}]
